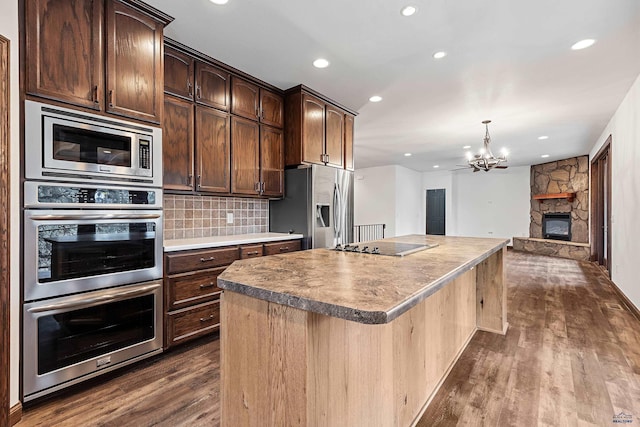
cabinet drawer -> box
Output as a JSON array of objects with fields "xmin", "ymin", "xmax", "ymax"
[
  {"xmin": 240, "ymin": 244, "xmax": 264, "ymax": 259},
  {"xmin": 263, "ymin": 240, "xmax": 301, "ymax": 255},
  {"xmin": 166, "ymin": 267, "xmax": 225, "ymax": 311},
  {"xmin": 166, "ymin": 300, "xmax": 220, "ymax": 348},
  {"xmin": 165, "ymin": 246, "xmax": 239, "ymax": 274}
]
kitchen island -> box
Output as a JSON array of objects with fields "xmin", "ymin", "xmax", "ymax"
[{"xmin": 217, "ymin": 235, "xmax": 508, "ymax": 426}]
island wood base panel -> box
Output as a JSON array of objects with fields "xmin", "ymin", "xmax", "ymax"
[{"xmin": 221, "ymin": 269, "xmax": 476, "ymax": 427}]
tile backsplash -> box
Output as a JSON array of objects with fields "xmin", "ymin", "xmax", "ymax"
[{"xmin": 163, "ymin": 195, "xmax": 268, "ymax": 240}]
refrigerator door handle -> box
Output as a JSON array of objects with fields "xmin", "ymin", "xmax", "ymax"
[{"xmin": 333, "ymin": 183, "xmax": 342, "ymax": 239}]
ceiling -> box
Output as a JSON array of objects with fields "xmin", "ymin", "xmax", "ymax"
[{"xmin": 147, "ymin": 0, "xmax": 640, "ymax": 172}]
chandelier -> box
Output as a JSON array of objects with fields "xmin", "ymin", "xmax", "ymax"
[{"xmin": 466, "ymin": 120, "xmax": 508, "ymax": 172}]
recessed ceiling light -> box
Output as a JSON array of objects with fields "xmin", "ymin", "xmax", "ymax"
[
  {"xmin": 313, "ymin": 58, "xmax": 330, "ymax": 68},
  {"xmin": 433, "ymin": 51, "xmax": 447, "ymax": 59},
  {"xmin": 538, "ymin": 135, "xmax": 549, "ymax": 140},
  {"xmin": 541, "ymin": 154, "xmax": 550, "ymax": 158},
  {"xmin": 571, "ymin": 39, "xmax": 596, "ymax": 50},
  {"xmin": 433, "ymin": 165, "xmax": 440, "ymax": 168},
  {"xmin": 463, "ymin": 145, "xmax": 471, "ymax": 149},
  {"xmin": 404, "ymin": 153, "xmax": 412, "ymax": 157},
  {"xmin": 400, "ymin": 6, "xmax": 417, "ymax": 16},
  {"xmin": 209, "ymin": 0, "xmax": 229, "ymax": 4},
  {"xmin": 369, "ymin": 95, "xmax": 383, "ymax": 103}
]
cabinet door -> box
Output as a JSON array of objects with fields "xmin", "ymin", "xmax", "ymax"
[
  {"xmin": 231, "ymin": 117, "xmax": 260, "ymax": 195},
  {"xmin": 260, "ymin": 89, "xmax": 284, "ymax": 128},
  {"xmin": 163, "ymin": 96, "xmax": 194, "ymax": 191},
  {"xmin": 231, "ymin": 76, "xmax": 259, "ymax": 121},
  {"xmin": 26, "ymin": 0, "xmax": 104, "ymax": 110},
  {"xmin": 344, "ymin": 113, "xmax": 355, "ymax": 171},
  {"xmin": 196, "ymin": 106, "xmax": 230, "ymax": 193},
  {"xmin": 164, "ymin": 46, "xmax": 194, "ymax": 100},
  {"xmin": 325, "ymin": 105, "xmax": 344, "ymax": 168},
  {"xmin": 195, "ymin": 62, "xmax": 230, "ymax": 111},
  {"xmin": 301, "ymin": 93, "xmax": 325, "ymax": 165},
  {"xmin": 260, "ymin": 126, "xmax": 284, "ymax": 197},
  {"xmin": 106, "ymin": 1, "xmax": 163, "ymax": 123}
]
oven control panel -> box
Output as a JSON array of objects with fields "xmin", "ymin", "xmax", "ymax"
[{"xmin": 24, "ymin": 182, "xmax": 162, "ymax": 209}]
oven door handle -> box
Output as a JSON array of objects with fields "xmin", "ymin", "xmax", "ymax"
[
  {"xmin": 27, "ymin": 284, "xmax": 161, "ymax": 313},
  {"xmin": 28, "ymin": 213, "xmax": 162, "ymax": 221}
]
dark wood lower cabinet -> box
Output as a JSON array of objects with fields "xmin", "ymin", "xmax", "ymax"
[
  {"xmin": 166, "ymin": 300, "xmax": 221, "ymax": 347},
  {"xmin": 164, "ymin": 239, "xmax": 301, "ymax": 349}
]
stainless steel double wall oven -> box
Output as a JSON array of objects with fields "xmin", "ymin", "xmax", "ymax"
[{"xmin": 23, "ymin": 100, "xmax": 164, "ymax": 401}]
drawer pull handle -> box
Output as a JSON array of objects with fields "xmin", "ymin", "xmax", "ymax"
[
  {"xmin": 246, "ymin": 251, "xmax": 260, "ymax": 256},
  {"xmin": 199, "ymin": 314, "xmax": 215, "ymax": 323},
  {"xmin": 279, "ymin": 247, "xmax": 289, "ymax": 251},
  {"xmin": 200, "ymin": 256, "xmax": 216, "ymax": 262},
  {"xmin": 199, "ymin": 282, "xmax": 216, "ymax": 289}
]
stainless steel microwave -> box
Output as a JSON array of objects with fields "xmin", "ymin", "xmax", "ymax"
[{"xmin": 25, "ymin": 100, "xmax": 162, "ymax": 187}]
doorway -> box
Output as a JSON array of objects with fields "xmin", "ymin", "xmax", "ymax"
[
  {"xmin": 590, "ymin": 135, "xmax": 612, "ymax": 276},
  {"xmin": 426, "ymin": 189, "xmax": 446, "ymax": 235}
]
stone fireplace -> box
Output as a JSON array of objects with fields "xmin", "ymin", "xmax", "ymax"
[{"xmin": 513, "ymin": 155, "xmax": 590, "ymax": 260}]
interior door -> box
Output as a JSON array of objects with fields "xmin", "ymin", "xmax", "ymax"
[
  {"xmin": 426, "ymin": 189, "xmax": 446, "ymax": 235},
  {"xmin": 591, "ymin": 136, "xmax": 612, "ymax": 275}
]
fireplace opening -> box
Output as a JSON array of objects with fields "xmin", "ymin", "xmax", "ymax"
[{"xmin": 543, "ymin": 213, "xmax": 571, "ymax": 241}]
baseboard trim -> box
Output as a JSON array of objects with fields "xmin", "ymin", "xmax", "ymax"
[
  {"xmin": 477, "ymin": 321, "xmax": 509, "ymax": 336},
  {"xmin": 410, "ymin": 327, "xmax": 478, "ymax": 427},
  {"xmin": 10, "ymin": 402, "xmax": 22, "ymax": 426},
  {"xmin": 608, "ymin": 279, "xmax": 640, "ymax": 323}
]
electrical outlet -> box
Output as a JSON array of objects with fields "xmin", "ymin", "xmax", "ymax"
[{"xmin": 226, "ymin": 212, "xmax": 234, "ymax": 224}]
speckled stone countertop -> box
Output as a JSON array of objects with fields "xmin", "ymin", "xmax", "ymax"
[
  {"xmin": 164, "ymin": 232, "xmax": 304, "ymax": 252},
  {"xmin": 218, "ymin": 235, "xmax": 508, "ymax": 324}
]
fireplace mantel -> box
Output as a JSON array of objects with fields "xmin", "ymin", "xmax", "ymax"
[{"xmin": 532, "ymin": 192, "xmax": 576, "ymax": 203}]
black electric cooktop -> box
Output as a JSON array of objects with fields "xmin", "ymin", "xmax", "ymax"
[{"xmin": 331, "ymin": 240, "xmax": 437, "ymax": 256}]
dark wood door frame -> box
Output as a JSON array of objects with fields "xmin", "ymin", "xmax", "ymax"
[
  {"xmin": 590, "ymin": 135, "xmax": 612, "ymax": 276},
  {"xmin": 0, "ymin": 34, "xmax": 11, "ymax": 427}
]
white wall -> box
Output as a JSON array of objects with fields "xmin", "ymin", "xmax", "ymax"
[
  {"xmin": 421, "ymin": 166, "xmax": 530, "ymax": 243},
  {"xmin": 354, "ymin": 165, "xmax": 397, "ymax": 237},
  {"xmin": 590, "ymin": 73, "xmax": 640, "ymax": 310},
  {"xmin": 395, "ymin": 166, "xmax": 423, "ymax": 236},
  {"xmin": 355, "ymin": 165, "xmax": 423, "ymax": 238},
  {"xmin": 0, "ymin": 0, "xmax": 21, "ymax": 408},
  {"xmin": 452, "ymin": 166, "xmax": 530, "ymax": 243}
]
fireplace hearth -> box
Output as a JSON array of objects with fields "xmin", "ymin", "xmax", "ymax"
[{"xmin": 543, "ymin": 213, "xmax": 571, "ymax": 241}]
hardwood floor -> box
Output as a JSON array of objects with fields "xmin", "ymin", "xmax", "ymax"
[
  {"xmin": 17, "ymin": 251, "xmax": 640, "ymax": 426},
  {"xmin": 418, "ymin": 251, "xmax": 640, "ymax": 426},
  {"xmin": 17, "ymin": 336, "xmax": 221, "ymax": 427}
]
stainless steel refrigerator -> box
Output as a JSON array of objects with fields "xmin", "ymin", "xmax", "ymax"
[{"xmin": 270, "ymin": 164, "xmax": 353, "ymax": 249}]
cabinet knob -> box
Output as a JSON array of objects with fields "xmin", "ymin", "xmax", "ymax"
[
  {"xmin": 196, "ymin": 85, "xmax": 202, "ymax": 99},
  {"xmin": 187, "ymin": 81, "xmax": 193, "ymax": 97},
  {"xmin": 108, "ymin": 90, "xmax": 113, "ymax": 108},
  {"xmin": 93, "ymin": 86, "xmax": 99, "ymax": 105}
]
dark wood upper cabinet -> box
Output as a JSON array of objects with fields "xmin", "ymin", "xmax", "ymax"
[
  {"xmin": 260, "ymin": 89, "xmax": 284, "ymax": 128},
  {"xmin": 260, "ymin": 126, "xmax": 284, "ymax": 197},
  {"xmin": 163, "ymin": 96, "xmax": 194, "ymax": 191},
  {"xmin": 231, "ymin": 116, "xmax": 260, "ymax": 195},
  {"xmin": 344, "ymin": 113, "xmax": 355, "ymax": 171},
  {"xmin": 325, "ymin": 105, "xmax": 344, "ymax": 169},
  {"xmin": 284, "ymin": 86, "xmax": 357, "ymax": 170},
  {"xmin": 105, "ymin": 1, "xmax": 164, "ymax": 123},
  {"xmin": 26, "ymin": 0, "xmax": 172, "ymax": 123},
  {"xmin": 164, "ymin": 46, "xmax": 194, "ymax": 100},
  {"xmin": 301, "ymin": 93, "xmax": 325, "ymax": 165},
  {"xmin": 195, "ymin": 63, "xmax": 230, "ymax": 111},
  {"xmin": 196, "ymin": 106, "xmax": 230, "ymax": 193},
  {"xmin": 25, "ymin": 0, "xmax": 104, "ymax": 110},
  {"xmin": 231, "ymin": 77, "xmax": 259, "ymax": 121}
]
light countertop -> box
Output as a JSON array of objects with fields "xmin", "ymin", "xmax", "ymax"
[
  {"xmin": 218, "ymin": 234, "xmax": 508, "ymax": 324},
  {"xmin": 164, "ymin": 232, "xmax": 304, "ymax": 252}
]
